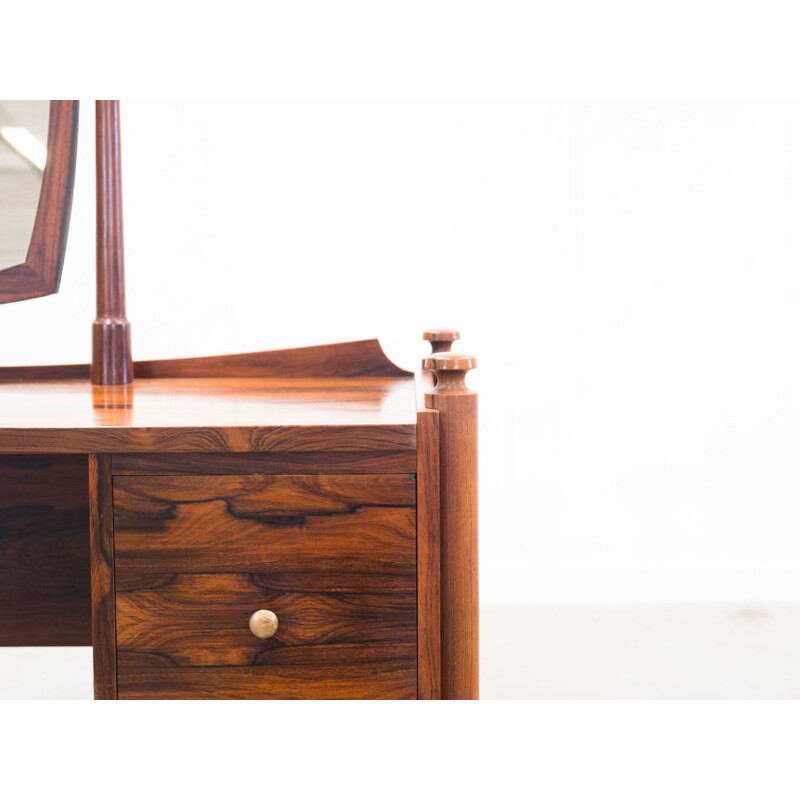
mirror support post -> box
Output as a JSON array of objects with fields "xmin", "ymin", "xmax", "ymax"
[{"xmin": 92, "ymin": 100, "xmax": 132, "ymax": 386}]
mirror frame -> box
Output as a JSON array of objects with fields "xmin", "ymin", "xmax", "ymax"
[{"xmin": 0, "ymin": 100, "xmax": 79, "ymax": 304}]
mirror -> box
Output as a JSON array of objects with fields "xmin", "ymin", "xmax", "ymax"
[
  {"xmin": 0, "ymin": 100, "xmax": 78, "ymax": 304},
  {"xmin": 0, "ymin": 102, "xmax": 49, "ymax": 266}
]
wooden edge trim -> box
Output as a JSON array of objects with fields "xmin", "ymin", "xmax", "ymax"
[
  {"xmin": 0, "ymin": 339, "xmax": 412, "ymax": 382},
  {"xmin": 416, "ymin": 409, "xmax": 441, "ymax": 699},
  {"xmin": 0, "ymin": 100, "xmax": 79, "ymax": 304},
  {"xmin": 0, "ymin": 424, "xmax": 417, "ymax": 455},
  {"xmin": 134, "ymin": 339, "xmax": 411, "ymax": 379},
  {"xmin": 89, "ymin": 454, "xmax": 116, "ymax": 699},
  {"xmin": 414, "ymin": 369, "xmax": 435, "ymax": 412},
  {"xmin": 111, "ymin": 450, "xmax": 416, "ymax": 475}
]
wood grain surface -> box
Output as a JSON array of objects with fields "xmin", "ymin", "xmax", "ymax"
[
  {"xmin": 116, "ymin": 575, "xmax": 416, "ymax": 666},
  {"xmin": 117, "ymin": 660, "xmax": 417, "ymax": 700},
  {"xmin": 92, "ymin": 100, "xmax": 132, "ymax": 385},
  {"xmin": 113, "ymin": 474, "xmax": 417, "ymax": 699},
  {"xmin": 425, "ymin": 353, "xmax": 479, "ymax": 699},
  {"xmin": 0, "ymin": 455, "xmax": 90, "ymax": 645},
  {"xmin": 114, "ymin": 474, "xmax": 416, "ymax": 576},
  {"xmin": 111, "ymin": 450, "xmax": 416, "ymax": 475},
  {"xmin": 89, "ymin": 454, "xmax": 117, "ymax": 699},
  {"xmin": 0, "ymin": 374, "xmax": 417, "ymax": 454},
  {"xmin": 416, "ymin": 410, "xmax": 441, "ymax": 699},
  {"xmin": 0, "ymin": 423, "xmax": 416, "ymax": 456},
  {"xmin": 0, "ymin": 339, "xmax": 409, "ymax": 382}
]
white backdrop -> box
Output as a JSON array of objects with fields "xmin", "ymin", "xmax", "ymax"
[{"xmin": 2, "ymin": 99, "xmax": 800, "ymax": 605}]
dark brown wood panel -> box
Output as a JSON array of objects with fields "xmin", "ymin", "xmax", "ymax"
[
  {"xmin": 116, "ymin": 574, "xmax": 416, "ymax": 666},
  {"xmin": 111, "ymin": 450, "xmax": 416, "ymax": 475},
  {"xmin": 0, "ymin": 423, "xmax": 416, "ymax": 455},
  {"xmin": 416, "ymin": 410, "xmax": 441, "ymax": 699},
  {"xmin": 0, "ymin": 455, "xmax": 90, "ymax": 646},
  {"xmin": 89, "ymin": 454, "xmax": 117, "ymax": 699},
  {"xmin": 117, "ymin": 661, "xmax": 417, "ymax": 700},
  {"xmin": 113, "ymin": 474, "xmax": 418, "ymax": 699},
  {"xmin": 114, "ymin": 474, "xmax": 416, "ymax": 578}
]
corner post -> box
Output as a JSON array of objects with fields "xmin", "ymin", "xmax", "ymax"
[
  {"xmin": 92, "ymin": 100, "xmax": 132, "ymax": 386},
  {"xmin": 423, "ymin": 351, "xmax": 478, "ymax": 699}
]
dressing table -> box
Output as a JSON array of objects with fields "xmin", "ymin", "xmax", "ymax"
[{"xmin": 0, "ymin": 101, "xmax": 478, "ymax": 699}]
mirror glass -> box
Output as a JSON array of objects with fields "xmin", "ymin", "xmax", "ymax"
[{"xmin": 0, "ymin": 101, "xmax": 49, "ymax": 268}]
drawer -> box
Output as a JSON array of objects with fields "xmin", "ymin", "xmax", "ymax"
[{"xmin": 113, "ymin": 474, "xmax": 417, "ymax": 699}]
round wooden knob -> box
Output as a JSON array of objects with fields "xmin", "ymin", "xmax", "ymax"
[
  {"xmin": 423, "ymin": 329, "xmax": 460, "ymax": 354},
  {"xmin": 249, "ymin": 609, "xmax": 279, "ymax": 639}
]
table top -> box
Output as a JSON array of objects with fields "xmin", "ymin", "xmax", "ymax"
[
  {"xmin": 0, "ymin": 341, "xmax": 422, "ymax": 454},
  {"xmin": 0, "ymin": 375, "xmax": 418, "ymax": 453}
]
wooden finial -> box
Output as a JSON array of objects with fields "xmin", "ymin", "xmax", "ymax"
[
  {"xmin": 423, "ymin": 329, "xmax": 460, "ymax": 354},
  {"xmin": 422, "ymin": 352, "xmax": 476, "ymax": 397}
]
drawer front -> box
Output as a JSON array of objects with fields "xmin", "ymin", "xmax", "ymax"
[{"xmin": 113, "ymin": 474, "xmax": 417, "ymax": 699}]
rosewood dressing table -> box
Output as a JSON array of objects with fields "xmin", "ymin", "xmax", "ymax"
[{"xmin": 0, "ymin": 101, "xmax": 478, "ymax": 700}]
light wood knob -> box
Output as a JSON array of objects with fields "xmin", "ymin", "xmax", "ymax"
[{"xmin": 249, "ymin": 609, "xmax": 279, "ymax": 639}]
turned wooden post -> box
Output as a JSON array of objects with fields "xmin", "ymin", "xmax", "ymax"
[
  {"xmin": 423, "ymin": 329, "xmax": 460, "ymax": 354},
  {"xmin": 423, "ymin": 351, "xmax": 478, "ymax": 699},
  {"xmin": 92, "ymin": 100, "xmax": 132, "ymax": 386}
]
